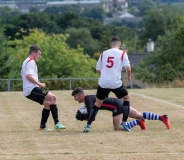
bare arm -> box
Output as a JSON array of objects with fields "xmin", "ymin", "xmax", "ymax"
[
  {"xmin": 26, "ymin": 74, "xmax": 46, "ymax": 88},
  {"xmin": 125, "ymin": 66, "xmax": 131, "ymax": 81}
]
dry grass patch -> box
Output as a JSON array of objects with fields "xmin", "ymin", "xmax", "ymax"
[{"xmin": 0, "ymin": 89, "xmax": 184, "ymax": 160}]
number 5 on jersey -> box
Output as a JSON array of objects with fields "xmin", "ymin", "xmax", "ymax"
[{"xmin": 106, "ymin": 57, "xmax": 114, "ymax": 68}]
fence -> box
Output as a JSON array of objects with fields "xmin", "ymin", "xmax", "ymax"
[{"xmin": 0, "ymin": 78, "xmax": 132, "ymax": 91}]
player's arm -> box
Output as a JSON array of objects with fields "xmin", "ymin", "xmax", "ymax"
[
  {"xmin": 26, "ymin": 74, "xmax": 45, "ymax": 88},
  {"xmin": 26, "ymin": 62, "xmax": 46, "ymax": 88},
  {"xmin": 83, "ymin": 99, "xmax": 99, "ymax": 133},
  {"xmin": 85, "ymin": 99, "xmax": 93, "ymax": 114},
  {"xmin": 96, "ymin": 53, "xmax": 102, "ymax": 74},
  {"xmin": 86, "ymin": 98, "xmax": 98, "ymax": 124},
  {"xmin": 125, "ymin": 66, "xmax": 131, "ymax": 81},
  {"xmin": 123, "ymin": 53, "xmax": 131, "ymax": 81}
]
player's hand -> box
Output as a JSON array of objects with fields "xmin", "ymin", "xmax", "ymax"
[
  {"xmin": 83, "ymin": 124, "xmax": 90, "ymax": 133},
  {"xmin": 126, "ymin": 75, "xmax": 131, "ymax": 81},
  {"xmin": 39, "ymin": 83, "xmax": 46, "ymax": 88}
]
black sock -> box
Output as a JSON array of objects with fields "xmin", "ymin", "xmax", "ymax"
[
  {"xmin": 122, "ymin": 101, "xmax": 130, "ymax": 122},
  {"xmin": 50, "ymin": 104, "xmax": 59, "ymax": 125},
  {"xmin": 40, "ymin": 108, "xmax": 50, "ymax": 128},
  {"xmin": 87, "ymin": 105, "xmax": 99, "ymax": 125}
]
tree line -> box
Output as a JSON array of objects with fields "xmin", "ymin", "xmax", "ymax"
[{"xmin": 1, "ymin": 0, "xmax": 184, "ymax": 89}]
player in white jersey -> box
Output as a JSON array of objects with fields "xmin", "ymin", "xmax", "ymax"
[
  {"xmin": 21, "ymin": 45, "xmax": 66, "ymax": 131},
  {"xmin": 83, "ymin": 36, "xmax": 131, "ymax": 133}
]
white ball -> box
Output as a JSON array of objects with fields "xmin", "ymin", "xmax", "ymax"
[{"xmin": 79, "ymin": 105, "xmax": 88, "ymax": 114}]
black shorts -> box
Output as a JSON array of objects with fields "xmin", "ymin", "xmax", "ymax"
[
  {"xmin": 112, "ymin": 100, "xmax": 124, "ymax": 117},
  {"xmin": 96, "ymin": 85, "xmax": 128, "ymax": 100},
  {"xmin": 26, "ymin": 87, "xmax": 49, "ymax": 105}
]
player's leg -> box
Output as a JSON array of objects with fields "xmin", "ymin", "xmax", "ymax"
[
  {"xmin": 128, "ymin": 107, "xmax": 170, "ymax": 129},
  {"xmin": 113, "ymin": 106, "xmax": 131, "ymax": 131},
  {"xmin": 127, "ymin": 119, "xmax": 146, "ymax": 130},
  {"xmin": 122, "ymin": 95, "xmax": 130, "ymax": 124},
  {"xmin": 113, "ymin": 113, "xmax": 145, "ymax": 131},
  {"xmin": 143, "ymin": 112, "xmax": 171, "ymax": 129},
  {"xmin": 45, "ymin": 92, "xmax": 66, "ymax": 130},
  {"xmin": 128, "ymin": 107, "xmax": 142, "ymax": 119},
  {"xmin": 40, "ymin": 100, "xmax": 52, "ymax": 130},
  {"xmin": 128, "ymin": 107, "xmax": 146, "ymax": 130},
  {"xmin": 26, "ymin": 87, "xmax": 52, "ymax": 131},
  {"xmin": 112, "ymin": 85, "xmax": 130, "ymax": 131},
  {"xmin": 88, "ymin": 86, "xmax": 110, "ymax": 125},
  {"xmin": 113, "ymin": 114, "xmax": 122, "ymax": 131}
]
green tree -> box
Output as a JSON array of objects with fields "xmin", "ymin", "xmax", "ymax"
[
  {"xmin": 29, "ymin": 6, "xmax": 40, "ymax": 13},
  {"xmin": 0, "ymin": 6, "xmax": 21, "ymax": 23},
  {"xmin": 44, "ymin": 5, "xmax": 82, "ymax": 14},
  {"xmin": 128, "ymin": 6, "xmax": 139, "ymax": 16},
  {"xmin": 99, "ymin": 24, "xmax": 142, "ymax": 53},
  {"xmin": 138, "ymin": 0, "xmax": 157, "ymax": 16},
  {"xmin": 65, "ymin": 27, "xmax": 99, "ymax": 57},
  {"xmin": 5, "ymin": 12, "xmax": 61, "ymax": 39},
  {"xmin": 0, "ymin": 20, "xmax": 11, "ymax": 78},
  {"xmin": 139, "ymin": 6, "xmax": 180, "ymax": 45},
  {"xmin": 81, "ymin": 6, "xmax": 106, "ymax": 21},
  {"xmin": 136, "ymin": 16, "xmax": 184, "ymax": 84},
  {"xmin": 99, "ymin": 29, "xmax": 112, "ymax": 51},
  {"xmin": 70, "ymin": 17, "xmax": 103, "ymax": 39},
  {"xmin": 8, "ymin": 29, "xmax": 98, "ymax": 79},
  {"xmin": 55, "ymin": 11, "xmax": 79, "ymax": 30}
]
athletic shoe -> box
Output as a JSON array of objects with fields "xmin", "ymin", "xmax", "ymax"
[
  {"xmin": 54, "ymin": 122, "xmax": 66, "ymax": 130},
  {"xmin": 39, "ymin": 127, "xmax": 53, "ymax": 131},
  {"xmin": 119, "ymin": 122, "xmax": 131, "ymax": 132},
  {"xmin": 160, "ymin": 115, "xmax": 171, "ymax": 129},
  {"xmin": 138, "ymin": 119, "xmax": 146, "ymax": 130}
]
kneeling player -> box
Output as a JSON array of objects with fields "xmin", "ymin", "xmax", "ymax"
[
  {"xmin": 72, "ymin": 87, "xmax": 171, "ymax": 132},
  {"xmin": 75, "ymin": 103, "xmax": 170, "ymax": 131}
]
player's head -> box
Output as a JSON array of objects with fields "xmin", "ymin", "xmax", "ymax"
[
  {"xmin": 71, "ymin": 87, "xmax": 85, "ymax": 103},
  {"xmin": 29, "ymin": 45, "xmax": 42, "ymax": 62},
  {"xmin": 110, "ymin": 36, "xmax": 121, "ymax": 48}
]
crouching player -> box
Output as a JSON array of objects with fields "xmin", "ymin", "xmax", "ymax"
[{"xmin": 72, "ymin": 87, "xmax": 171, "ymax": 132}]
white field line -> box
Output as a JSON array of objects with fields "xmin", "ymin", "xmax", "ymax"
[{"xmin": 130, "ymin": 92, "xmax": 184, "ymax": 109}]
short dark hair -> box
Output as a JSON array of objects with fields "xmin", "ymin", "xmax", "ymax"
[
  {"xmin": 71, "ymin": 87, "xmax": 84, "ymax": 96},
  {"xmin": 111, "ymin": 36, "xmax": 121, "ymax": 42},
  {"xmin": 29, "ymin": 45, "xmax": 42, "ymax": 55},
  {"xmin": 110, "ymin": 36, "xmax": 121, "ymax": 46}
]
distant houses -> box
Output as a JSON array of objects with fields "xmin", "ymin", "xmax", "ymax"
[
  {"xmin": 0, "ymin": 0, "xmax": 131, "ymax": 13},
  {"xmin": 104, "ymin": 11, "xmax": 142, "ymax": 25}
]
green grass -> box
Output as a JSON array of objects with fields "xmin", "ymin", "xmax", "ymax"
[{"xmin": 0, "ymin": 88, "xmax": 184, "ymax": 160}]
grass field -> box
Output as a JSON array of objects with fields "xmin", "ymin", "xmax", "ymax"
[{"xmin": 0, "ymin": 88, "xmax": 184, "ymax": 160}]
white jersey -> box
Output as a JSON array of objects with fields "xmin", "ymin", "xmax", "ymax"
[
  {"xmin": 96, "ymin": 48, "xmax": 130, "ymax": 89},
  {"xmin": 21, "ymin": 57, "xmax": 39, "ymax": 96}
]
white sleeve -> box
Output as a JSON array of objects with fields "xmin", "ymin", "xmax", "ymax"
[
  {"xmin": 25, "ymin": 61, "xmax": 35, "ymax": 75},
  {"xmin": 96, "ymin": 54, "xmax": 102, "ymax": 70},
  {"xmin": 122, "ymin": 53, "xmax": 130, "ymax": 67}
]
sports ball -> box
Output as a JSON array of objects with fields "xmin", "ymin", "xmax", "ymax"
[{"xmin": 79, "ymin": 105, "xmax": 88, "ymax": 114}]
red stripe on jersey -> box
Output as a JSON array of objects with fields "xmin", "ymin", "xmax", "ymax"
[
  {"xmin": 100, "ymin": 52, "xmax": 103, "ymax": 61},
  {"xmin": 101, "ymin": 104, "xmax": 117, "ymax": 109},
  {"xmin": 26, "ymin": 58, "xmax": 33, "ymax": 65},
  {"xmin": 122, "ymin": 51, "xmax": 125, "ymax": 60}
]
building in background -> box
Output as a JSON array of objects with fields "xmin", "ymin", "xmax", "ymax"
[
  {"xmin": 0, "ymin": 0, "xmax": 128, "ymax": 12},
  {"xmin": 104, "ymin": 11, "xmax": 142, "ymax": 25}
]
